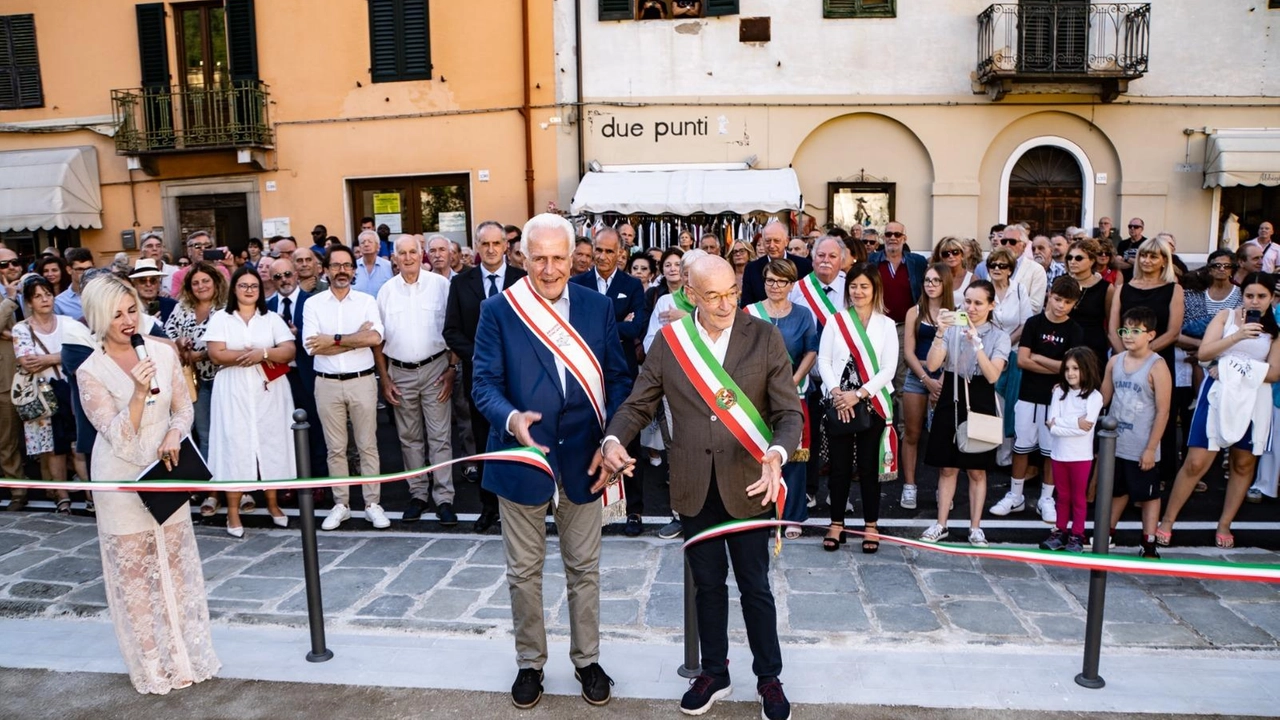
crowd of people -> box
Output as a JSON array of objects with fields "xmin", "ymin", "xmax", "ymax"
[{"xmin": 1, "ymin": 211, "xmax": 1277, "ymax": 713}]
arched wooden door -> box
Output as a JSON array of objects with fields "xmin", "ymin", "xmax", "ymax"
[{"xmin": 1007, "ymin": 145, "xmax": 1083, "ymax": 236}]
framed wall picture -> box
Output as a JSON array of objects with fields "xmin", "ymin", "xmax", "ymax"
[{"xmin": 828, "ymin": 182, "xmax": 895, "ymax": 234}]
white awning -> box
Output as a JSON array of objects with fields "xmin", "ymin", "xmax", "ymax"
[
  {"xmin": 1204, "ymin": 129, "xmax": 1280, "ymax": 188},
  {"xmin": 0, "ymin": 146, "xmax": 103, "ymax": 232},
  {"xmin": 570, "ymin": 167, "xmax": 802, "ymax": 216}
]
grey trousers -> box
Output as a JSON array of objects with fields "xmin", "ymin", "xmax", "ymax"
[
  {"xmin": 499, "ymin": 488, "xmax": 601, "ymax": 670},
  {"xmin": 315, "ymin": 374, "xmax": 381, "ymax": 506},
  {"xmin": 388, "ymin": 356, "xmax": 454, "ymax": 504}
]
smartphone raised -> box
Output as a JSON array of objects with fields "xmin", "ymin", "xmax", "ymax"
[
  {"xmin": 202, "ymin": 249, "xmax": 226, "ymax": 262},
  {"xmin": 953, "ymin": 311, "xmax": 969, "ymax": 327},
  {"xmin": 1246, "ymin": 309, "xmax": 1263, "ymax": 326}
]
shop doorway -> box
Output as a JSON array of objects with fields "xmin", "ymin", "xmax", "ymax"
[
  {"xmin": 348, "ymin": 174, "xmax": 472, "ymax": 246},
  {"xmin": 1007, "ymin": 145, "xmax": 1083, "ymax": 236},
  {"xmin": 178, "ymin": 193, "xmax": 250, "ymax": 252}
]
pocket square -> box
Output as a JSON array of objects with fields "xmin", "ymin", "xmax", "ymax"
[{"xmin": 618, "ymin": 293, "xmax": 628, "ymax": 299}]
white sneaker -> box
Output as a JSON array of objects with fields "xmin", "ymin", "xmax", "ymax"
[
  {"xmin": 365, "ymin": 503, "xmax": 391, "ymax": 529},
  {"xmin": 968, "ymin": 528, "xmax": 989, "ymax": 547},
  {"xmin": 920, "ymin": 523, "xmax": 947, "ymax": 543},
  {"xmin": 989, "ymin": 492, "xmax": 1025, "ymax": 516},
  {"xmin": 1037, "ymin": 496, "xmax": 1057, "ymax": 524},
  {"xmin": 321, "ymin": 504, "xmax": 350, "ymax": 531},
  {"xmin": 900, "ymin": 484, "xmax": 918, "ymax": 510}
]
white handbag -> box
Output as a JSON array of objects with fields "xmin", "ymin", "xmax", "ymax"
[{"xmin": 954, "ymin": 371, "xmax": 1003, "ymax": 454}]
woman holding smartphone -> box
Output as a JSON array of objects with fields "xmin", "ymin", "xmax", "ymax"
[{"xmin": 1157, "ymin": 272, "xmax": 1280, "ymax": 549}]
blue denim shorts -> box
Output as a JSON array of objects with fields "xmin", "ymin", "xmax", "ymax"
[{"xmin": 903, "ymin": 369, "xmax": 942, "ymax": 395}]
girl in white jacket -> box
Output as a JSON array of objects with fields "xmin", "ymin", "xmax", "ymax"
[{"xmin": 1041, "ymin": 348, "xmax": 1104, "ymax": 553}]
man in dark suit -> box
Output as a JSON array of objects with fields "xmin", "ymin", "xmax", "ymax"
[
  {"xmin": 568, "ymin": 228, "xmax": 650, "ymax": 535},
  {"xmin": 265, "ymin": 256, "xmax": 327, "ymax": 478},
  {"xmin": 599, "ymin": 255, "xmax": 802, "ymax": 720},
  {"xmin": 740, "ymin": 220, "xmax": 813, "ymax": 306},
  {"xmin": 443, "ymin": 221, "xmax": 527, "ymax": 532},
  {"xmin": 472, "ymin": 214, "xmax": 631, "ymax": 709}
]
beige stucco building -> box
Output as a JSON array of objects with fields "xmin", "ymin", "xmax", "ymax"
[
  {"xmin": 0, "ymin": 0, "xmax": 562, "ymax": 260},
  {"xmin": 553, "ymin": 0, "xmax": 1280, "ymax": 256}
]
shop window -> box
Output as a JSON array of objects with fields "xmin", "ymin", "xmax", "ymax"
[
  {"xmin": 349, "ymin": 174, "xmax": 471, "ymax": 245},
  {"xmin": 823, "ymin": 0, "xmax": 896, "ymax": 19},
  {"xmin": 0, "ymin": 14, "xmax": 42, "ymax": 110},
  {"xmin": 1220, "ymin": 186, "xmax": 1280, "ymax": 246},
  {"xmin": 600, "ymin": 0, "xmax": 739, "ymax": 21},
  {"xmin": 368, "ymin": 0, "xmax": 431, "ymax": 83}
]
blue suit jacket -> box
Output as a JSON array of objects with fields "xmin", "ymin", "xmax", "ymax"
[
  {"xmin": 868, "ymin": 250, "xmax": 928, "ymax": 304},
  {"xmin": 569, "ymin": 268, "xmax": 648, "ymax": 379},
  {"xmin": 471, "ymin": 282, "xmax": 631, "ymax": 506},
  {"xmin": 266, "ymin": 290, "xmax": 314, "ymax": 394}
]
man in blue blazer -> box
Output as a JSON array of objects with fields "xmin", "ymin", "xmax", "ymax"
[
  {"xmin": 266, "ymin": 258, "xmax": 328, "ymax": 478},
  {"xmin": 471, "ymin": 214, "xmax": 630, "ymax": 709},
  {"xmin": 740, "ymin": 221, "xmax": 813, "ymax": 306}
]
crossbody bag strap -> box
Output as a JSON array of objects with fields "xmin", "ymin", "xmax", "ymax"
[{"xmin": 23, "ymin": 321, "xmax": 62, "ymax": 381}]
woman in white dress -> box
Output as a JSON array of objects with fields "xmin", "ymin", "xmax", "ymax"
[
  {"xmin": 75, "ymin": 275, "xmax": 219, "ymax": 694},
  {"xmin": 204, "ymin": 266, "xmax": 297, "ymax": 537}
]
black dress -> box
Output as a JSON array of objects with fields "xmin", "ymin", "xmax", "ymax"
[
  {"xmin": 1070, "ymin": 276, "xmax": 1110, "ymax": 368},
  {"xmin": 1118, "ymin": 281, "xmax": 1177, "ymax": 370}
]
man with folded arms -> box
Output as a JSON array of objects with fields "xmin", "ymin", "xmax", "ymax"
[
  {"xmin": 374, "ymin": 235, "xmax": 458, "ymax": 525},
  {"xmin": 472, "ymin": 214, "xmax": 630, "ymax": 709},
  {"xmin": 598, "ymin": 255, "xmax": 802, "ymax": 720},
  {"xmin": 302, "ymin": 245, "xmax": 387, "ymax": 530}
]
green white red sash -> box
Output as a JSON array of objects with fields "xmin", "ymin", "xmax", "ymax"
[
  {"xmin": 796, "ymin": 273, "xmax": 839, "ymax": 327},
  {"xmin": 664, "ymin": 314, "xmax": 785, "ymax": 553},
  {"xmin": 672, "ymin": 287, "xmax": 695, "ymax": 313},
  {"xmin": 831, "ymin": 310, "xmax": 899, "ymax": 479},
  {"xmin": 504, "ymin": 278, "xmax": 606, "ymax": 429},
  {"xmin": 743, "ymin": 302, "xmax": 808, "ymax": 395}
]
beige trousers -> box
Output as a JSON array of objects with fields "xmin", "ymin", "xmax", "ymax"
[
  {"xmin": 315, "ymin": 374, "xmax": 381, "ymax": 506},
  {"xmin": 388, "ymin": 356, "xmax": 454, "ymax": 504}
]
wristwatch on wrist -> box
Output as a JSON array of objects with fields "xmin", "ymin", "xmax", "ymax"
[{"xmin": 333, "ymin": 334, "xmax": 343, "ymax": 347}]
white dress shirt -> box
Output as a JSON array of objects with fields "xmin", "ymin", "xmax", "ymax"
[
  {"xmin": 788, "ymin": 271, "xmax": 847, "ymax": 314},
  {"xmin": 594, "ymin": 268, "xmax": 615, "ymax": 296},
  {"xmin": 480, "ymin": 263, "xmax": 508, "ymax": 298},
  {"xmin": 377, "ymin": 271, "xmax": 450, "ymax": 362},
  {"xmin": 301, "ymin": 288, "xmax": 384, "ymax": 374}
]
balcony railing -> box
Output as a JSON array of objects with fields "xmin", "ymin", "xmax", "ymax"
[
  {"xmin": 111, "ymin": 81, "xmax": 273, "ymax": 155},
  {"xmin": 977, "ymin": 3, "xmax": 1150, "ymax": 100}
]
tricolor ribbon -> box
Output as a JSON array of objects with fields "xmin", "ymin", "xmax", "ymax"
[
  {"xmin": 682, "ymin": 520, "xmax": 1280, "ymax": 584},
  {"xmin": 0, "ymin": 447, "xmax": 551, "ymax": 494}
]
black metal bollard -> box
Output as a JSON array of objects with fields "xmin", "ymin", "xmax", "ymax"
[
  {"xmin": 1075, "ymin": 414, "xmax": 1118, "ymax": 689},
  {"xmin": 678, "ymin": 555, "xmax": 701, "ymax": 678},
  {"xmin": 293, "ymin": 409, "xmax": 334, "ymax": 663}
]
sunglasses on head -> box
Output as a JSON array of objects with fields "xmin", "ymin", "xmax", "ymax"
[{"xmin": 882, "ymin": 231, "xmax": 904, "ymax": 239}]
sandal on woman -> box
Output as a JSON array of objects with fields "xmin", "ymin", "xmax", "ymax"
[
  {"xmin": 822, "ymin": 523, "xmax": 845, "ymax": 552},
  {"xmin": 240, "ymin": 495, "xmax": 257, "ymax": 514},
  {"xmin": 55, "ymin": 498, "xmax": 72, "ymax": 516},
  {"xmin": 199, "ymin": 496, "xmax": 220, "ymax": 517},
  {"xmin": 1215, "ymin": 532, "xmax": 1235, "ymax": 549},
  {"xmin": 861, "ymin": 524, "xmax": 880, "ymax": 555},
  {"xmin": 1154, "ymin": 527, "xmax": 1172, "ymax": 547},
  {"xmin": 784, "ymin": 525, "xmax": 802, "ymax": 540},
  {"xmin": 1194, "ymin": 481, "xmax": 1208, "ymax": 493}
]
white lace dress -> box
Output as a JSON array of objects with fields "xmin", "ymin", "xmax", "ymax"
[{"xmin": 76, "ymin": 339, "xmax": 220, "ymax": 694}]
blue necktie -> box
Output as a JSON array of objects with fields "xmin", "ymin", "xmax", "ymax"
[{"xmin": 487, "ymin": 274, "xmax": 499, "ymax": 298}]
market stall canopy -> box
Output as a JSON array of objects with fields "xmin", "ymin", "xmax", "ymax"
[
  {"xmin": 0, "ymin": 146, "xmax": 103, "ymax": 232},
  {"xmin": 1204, "ymin": 129, "xmax": 1280, "ymax": 188},
  {"xmin": 571, "ymin": 167, "xmax": 802, "ymax": 216}
]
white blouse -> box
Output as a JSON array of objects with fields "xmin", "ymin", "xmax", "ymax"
[{"xmin": 817, "ymin": 310, "xmax": 899, "ymax": 399}]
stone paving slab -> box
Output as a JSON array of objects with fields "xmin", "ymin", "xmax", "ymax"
[{"xmin": 0, "ymin": 513, "xmax": 1276, "ymax": 655}]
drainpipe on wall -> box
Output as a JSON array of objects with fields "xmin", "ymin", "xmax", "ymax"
[
  {"xmin": 522, "ymin": 0, "xmax": 536, "ymax": 219},
  {"xmin": 575, "ymin": 0, "xmax": 585, "ymax": 180}
]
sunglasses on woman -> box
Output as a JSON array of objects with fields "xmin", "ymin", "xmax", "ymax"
[
  {"xmin": 988, "ymin": 262, "xmax": 1011, "ymax": 270},
  {"xmin": 939, "ymin": 249, "xmax": 962, "ymax": 259}
]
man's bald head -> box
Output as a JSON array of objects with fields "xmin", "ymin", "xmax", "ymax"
[{"xmin": 688, "ymin": 255, "xmax": 735, "ymax": 290}]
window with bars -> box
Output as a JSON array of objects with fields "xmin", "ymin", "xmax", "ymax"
[
  {"xmin": 368, "ymin": 0, "xmax": 431, "ymax": 83},
  {"xmin": 0, "ymin": 14, "xmax": 42, "ymax": 110},
  {"xmin": 823, "ymin": 0, "xmax": 896, "ymax": 19}
]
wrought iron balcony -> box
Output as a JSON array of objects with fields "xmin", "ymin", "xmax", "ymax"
[
  {"xmin": 976, "ymin": 3, "xmax": 1150, "ymax": 101},
  {"xmin": 111, "ymin": 81, "xmax": 273, "ymax": 155}
]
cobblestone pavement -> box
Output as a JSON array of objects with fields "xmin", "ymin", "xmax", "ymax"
[{"xmin": 1, "ymin": 512, "xmax": 1277, "ymax": 652}]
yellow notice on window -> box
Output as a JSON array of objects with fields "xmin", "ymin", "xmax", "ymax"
[{"xmin": 372, "ymin": 193, "xmax": 401, "ymax": 215}]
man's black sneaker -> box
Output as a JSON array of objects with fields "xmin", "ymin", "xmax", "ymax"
[
  {"xmin": 624, "ymin": 513, "xmax": 643, "ymax": 537},
  {"xmin": 680, "ymin": 673, "xmax": 731, "ymax": 715},
  {"xmin": 511, "ymin": 668, "xmax": 544, "ymax": 709},
  {"xmin": 437, "ymin": 502, "xmax": 458, "ymax": 527},
  {"xmin": 402, "ymin": 497, "xmax": 428, "ymax": 523},
  {"xmin": 574, "ymin": 662, "xmax": 614, "ymax": 706},
  {"xmin": 462, "ymin": 465, "xmax": 480, "ymax": 483},
  {"xmin": 757, "ymin": 676, "xmax": 791, "ymax": 720}
]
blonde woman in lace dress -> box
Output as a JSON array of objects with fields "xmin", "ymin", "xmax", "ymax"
[{"xmin": 76, "ymin": 276, "xmax": 219, "ymax": 694}]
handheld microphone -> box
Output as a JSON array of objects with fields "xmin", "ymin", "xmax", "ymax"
[{"xmin": 130, "ymin": 334, "xmax": 162, "ymax": 396}]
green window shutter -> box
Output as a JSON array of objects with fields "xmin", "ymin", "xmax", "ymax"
[
  {"xmin": 369, "ymin": 0, "xmax": 431, "ymax": 82},
  {"xmin": 0, "ymin": 15, "xmax": 43, "ymax": 110},
  {"xmin": 824, "ymin": 0, "xmax": 895, "ymax": 18},
  {"xmin": 705, "ymin": 0, "xmax": 740, "ymax": 17},
  {"xmin": 135, "ymin": 3, "xmax": 169, "ymax": 88},
  {"xmin": 399, "ymin": 0, "xmax": 431, "ymax": 80},
  {"xmin": 599, "ymin": 0, "xmax": 632, "ymax": 21},
  {"xmin": 225, "ymin": 0, "xmax": 259, "ymax": 83}
]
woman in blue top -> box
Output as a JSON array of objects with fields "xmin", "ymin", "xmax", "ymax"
[{"xmin": 744, "ymin": 259, "xmax": 818, "ymax": 539}]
